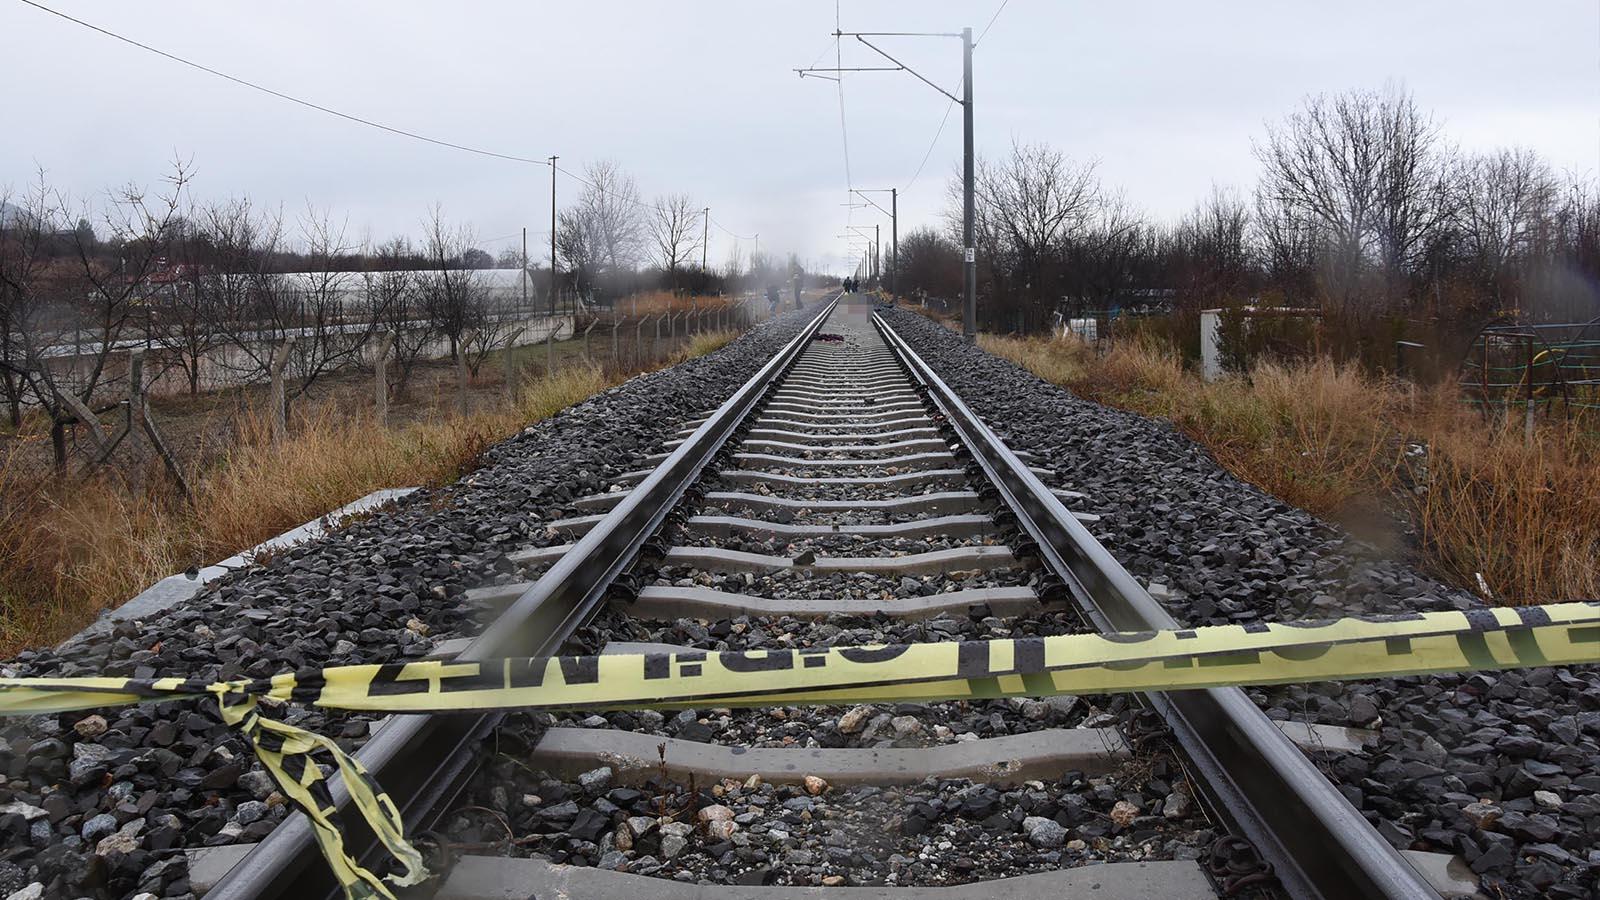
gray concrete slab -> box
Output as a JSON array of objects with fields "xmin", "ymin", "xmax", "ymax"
[
  {"xmin": 1401, "ymin": 850, "xmax": 1481, "ymax": 899},
  {"xmin": 742, "ymin": 426, "xmax": 941, "ymax": 443},
  {"xmin": 646, "ymin": 448, "xmax": 955, "ymax": 469},
  {"xmin": 436, "ymin": 856, "xmax": 1216, "ymax": 900},
  {"xmin": 769, "ymin": 390, "xmax": 918, "ymax": 403},
  {"xmin": 762, "ymin": 403, "xmax": 924, "ymax": 418},
  {"xmin": 187, "ymin": 843, "xmax": 256, "ymax": 894},
  {"xmin": 752, "ymin": 414, "xmax": 929, "ymax": 432},
  {"xmin": 760, "ymin": 403, "xmax": 925, "ymax": 420},
  {"xmin": 783, "ymin": 369, "xmax": 903, "ymax": 377},
  {"xmin": 659, "ymin": 545, "xmax": 1019, "ymax": 576},
  {"xmin": 709, "ymin": 468, "xmax": 966, "ymax": 490},
  {"xmin": 670, "ymin": 428, "xmax": 940, "ymax": 447},
  {"xmin": 506, "ymin": 544, "xmax": 573, "ymax": 569},
  {"xmin": 702, "ymin": 490, "xmax": 984, "ymax": 516},
  {"xmin": 531, "ymin": 726, "xmax": 1129, "ymax": 786},
  {"xmin": 731, "ymin": 451, "xmax": 957, "ymax": 472},
  {"xmin": 631, "ymin": 585, "xmax": 1041, "ymax": 621},
  {"xmin": 572, "ymin": 489, "xmax": 635, "ymax": 511},
  {"xmin": 738, "ymin": 437, "xmax": 949, "ymax": 455},
  {"xmin": 1273, "ymin": 720, "xmax": 1377, "ymax": 755},
  {"xmin": 685, "ymin": 513, "xmax": 995, "ymax": 540}
]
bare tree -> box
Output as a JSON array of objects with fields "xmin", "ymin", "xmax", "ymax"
[
  {"xmin": 980, "ymin": 141, "xmax": 1100, "ymax": 279},
  {"xmin": 575, "ymin": 160, "xmax": 645, "ymax": 275},
  {"xmin": 206, "ymin": 204, "xmax": 373, "ymax": 418},
  {"xmin": 895, "ymin": 226, "xmax": 963, "ymax": 301},
  {"xmin": 1066, "ymin": 191, "xmax": 1146, "ymax": 315},
  {"xmin": 1254, "ymin": 84, "xmax": 1453, "ymax": 314},
  {"xmin": 0, "ymin": 184, "xmax": 51, "ymax": 428},
  {"xmin": 947, "ymin": 141, "xmax": 1103, "ymax": 329},
  {"xmin": 156, "ymin": 201, "xmax": 246, "ymax": 396},
  {"xmin": 556, "ymin": 206, "xmax": 598, "ymax": 300},
  {"xmin": 418, "ymin": 207, "xmax": 498, "ymax": 375},
  {"xmin": 648, "ymin": 193, "xmax": 703, "ymax": 288},
  {"xmin": 1454, "ymin": 148, "xmax": 1558, "ymax": 305},
  {"xmin": 1167, "ymin": 185, "xmax": 1253, "ymax": 310},
  {"xmin": 0, "ymin": 163, "xmax": 189, "ymax": 465},
  {"xmin": 360, "ymin": 237, "xmax": 432, "ymax": 399},
  {"xmin": 289, "ymin": 206, "xmax": 374, "ymax": 400},
  {"xmin": 1253, "ymin": 184, "xmax": 1320, "ymax": 305}
]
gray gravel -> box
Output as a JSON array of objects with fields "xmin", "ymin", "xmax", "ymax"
[
  {"xmin": 0, "ymin": 310, "xmax": 816, "ymax": 900},
  {"xmin": 882, "ymin": 307, "xmax": 1600, "ymax": 899},
  {"xmin": 445, "ymin": 739, "xmax": 1215, "ymax": 887},
  {"xmin": 440, "ymin": 306, "xmax": 1219, "ymax": 890}
]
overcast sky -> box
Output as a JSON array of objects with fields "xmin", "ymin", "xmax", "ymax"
[{"xmin": 2, "ymin": 1, "xmax": 1596, "ymax": 274}]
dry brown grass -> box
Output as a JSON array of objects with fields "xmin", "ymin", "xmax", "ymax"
[
  {"xmin": 618, "ymin": 291, "xmax": 733, "ymax": 316},
  {"xmin": 1414, "ymin": 417, "xmax": 1600, "ymax": 603},
  {"xmin": 668, "ymin": 330, "xmax": 740, "ymax": 364},
  {"xmin": 983, "ymin": 333, "xmax": 1600, "ymax": 605},
  {"xmin": 0, "ymin": 365, "xmax": 612, "ymax": 654}
]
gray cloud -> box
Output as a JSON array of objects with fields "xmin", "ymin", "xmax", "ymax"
[{"xmin": 2, "ymin": 1, "xmax": 1593, "ymax": 274}]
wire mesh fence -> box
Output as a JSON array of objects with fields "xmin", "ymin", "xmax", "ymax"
[{"xmin": 0, "ymin": 294, "xmax": 761, "ymax": 493}]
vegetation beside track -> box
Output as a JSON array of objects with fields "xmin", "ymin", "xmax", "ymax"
[
  {"xmin": 0, "ymin": 332, "xmax": 742, "ymax": 655},
  {"xmin": 982, "ymin": 334, "xmax": 1600, "ymax": 607}
]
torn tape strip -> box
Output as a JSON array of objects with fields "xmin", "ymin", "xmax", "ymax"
[{"xmin": 2, "ymin": 599, "xmax": 1596, "ymax": 899}]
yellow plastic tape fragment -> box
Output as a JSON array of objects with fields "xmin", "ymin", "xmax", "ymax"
[{"xmin": 1, "ymin": 600, "xmax": 1596, "ymax": 899}]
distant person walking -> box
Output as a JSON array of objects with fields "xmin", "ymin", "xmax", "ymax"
[
  {"xmin": 766, "ymin": 283, "xmax": 780, "ymax": 314},
  {"xmin": 792, "ymin": 274, "xmax": 803, "ymax": 309}
]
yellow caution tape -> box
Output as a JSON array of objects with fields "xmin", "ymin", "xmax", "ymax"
[{"xmin": 2, "ymin": 600, "xmax": 1597, "ymax": 898}]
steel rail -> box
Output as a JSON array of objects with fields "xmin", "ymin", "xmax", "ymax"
[
  {"xmin": 871, "ymin": 312, "xmax": 1436, "ymax": 900},
  {"xmin": 210, "ymin": 296, "xmax": 840, "ymax": 900}
]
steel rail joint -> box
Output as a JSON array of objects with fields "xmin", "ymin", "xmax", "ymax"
[
  {"xmin": 210, "ymin": 297, "xmax": 840, "ymax": 900},
  {"xmin": 871, "ymin": 312, "xmax": 1437, "ymax": 900}
]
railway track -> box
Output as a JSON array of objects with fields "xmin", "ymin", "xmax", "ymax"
[{"xmin": 210, "ymin": 295, "xmax": 1452, "ymax": 899}]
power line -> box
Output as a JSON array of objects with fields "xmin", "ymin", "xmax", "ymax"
[
  {"xmin": 16, "ymin": 0, "xmax": 767, "ymax": 249},
  {"xmin": 903, "ymin": 97, "xmax": 958, "ymax": 193},
  {"xmin": 708, "ymin": 216, "xmax": 757, "ymax": 241},
  {"xmin": 14, "ymin": 0, "xmax": 554, "ymax": 168},
  {"xmin": 975, "ymin": 0, "xmax": 1011, "ymax": 47},
  {"xmin": 550, "ymin": 164, "xmax": 755, "ymax": 242},
  {"xmin": 835, "ymin": 2, "xmax": 855, "ymax": 194}
]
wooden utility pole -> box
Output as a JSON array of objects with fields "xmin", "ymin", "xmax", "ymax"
[{"xmin": 701, "ymin": 208, "xmax": 709, "ymax": 273}]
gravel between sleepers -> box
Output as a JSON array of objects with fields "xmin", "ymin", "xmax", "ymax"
[
  {"xmin": 881, "ymin": 307, "xmax": 1600, "ymax": 899},
  {"xmin": 0, "ymin": 309, "xmax": 816, "ymax": 900},
  {"xmin": 444, "ymin": 719, "xmax": 1214, "ymax": 890}
]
